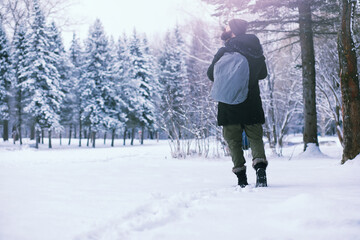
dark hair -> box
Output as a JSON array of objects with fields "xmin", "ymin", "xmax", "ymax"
[{"xmin": 221, "ymin": 30, "xmax": 233, "ymax": 41}]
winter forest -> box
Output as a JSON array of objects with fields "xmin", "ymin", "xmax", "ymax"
[
  {"xmin": 1, "ymin": 1, "xmax": 360, "ymax": 240},
  {"xmin": 0, "ymin": 0, "xmax": 359, "ymax": 162}
]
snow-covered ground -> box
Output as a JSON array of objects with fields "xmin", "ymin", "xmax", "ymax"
[{"xmin": 0, "ymin": 137, "xmax": 359, "ymax": 240}]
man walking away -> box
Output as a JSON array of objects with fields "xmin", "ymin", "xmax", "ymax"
[{"xmin": 207, "ymin": 19, "xmax": 268, "ymax": 188}]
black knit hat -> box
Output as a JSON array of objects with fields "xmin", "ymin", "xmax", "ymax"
[{"xmin": 229, "ymin": 19, "xmax": 248, "ymax": 36}]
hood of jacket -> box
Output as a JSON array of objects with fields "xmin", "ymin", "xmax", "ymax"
[{"xmin": 225, "ymin": 34, "xmax": 264, "ymax": 59}]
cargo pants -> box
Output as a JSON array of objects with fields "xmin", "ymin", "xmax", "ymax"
[{"xmin": 223, "ymin": 123, "xmax": 268, "ymax": 173}]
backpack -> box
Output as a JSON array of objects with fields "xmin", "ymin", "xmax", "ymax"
[{"xmin": 210, "ymin": 52, "xmax": 249, "ymax": 104}]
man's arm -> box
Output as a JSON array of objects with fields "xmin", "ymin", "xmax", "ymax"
[
  {"xmin": 258, "ymin": 59, "xmax": 268, "ymax": 80},
  {"xmin": 207, "ymin": 47, "xmax": 227, "ymax": 81}
]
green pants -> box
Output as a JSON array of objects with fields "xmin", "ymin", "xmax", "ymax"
[{"xmin": 223, "ymin": 124, "xmax": 267, "ymax": 173}]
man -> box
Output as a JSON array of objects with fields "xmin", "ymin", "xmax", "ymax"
[{"xmin": 207, "ymin": 19, "xmax": 268, "ymax": 188}]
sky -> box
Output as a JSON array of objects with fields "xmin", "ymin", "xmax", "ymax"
[{"xmin": 61, "ymin": 0, "xmax": 214, "ymax": 46}]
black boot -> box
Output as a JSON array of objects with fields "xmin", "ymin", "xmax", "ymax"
[
  {"xmin": 254, "ymin": 162, "xmax": 267, "ymax": 187},
  {"xmin": 235, "ymin": 170, "xmax": 248, "ymax": 188}
]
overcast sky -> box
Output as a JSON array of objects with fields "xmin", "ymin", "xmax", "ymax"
[{"xmin": 61, "ymin": 0, "xmax": 214, "ymax": 46}]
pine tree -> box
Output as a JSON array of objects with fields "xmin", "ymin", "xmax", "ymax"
[
  {"xmin": 0, "ymin": 20, "xmax": 12, "ymax": 142},
  {"xmin": 47, "ymin": 21, "xmax": 73, "ymax": 146},
  {"xmin": 115, "ymin": 34, "xmax": 132, "ymax": 145},
  {"xmin": 12, "ymin": 23, "xmax": 29, "ymax": 145},
  {"xmin": 69, "ymin": 33, "xmax": 84, "ymax": 146},
  {"xmin": 81, "ymin": 19, "xmax": 113, "ymax": 147},
  {"xmin": 21, "ymin": 0, "xmax": 63, "ymax": 148},
  {"xmin": 126, "ymin": 30, "xmax": 157, "ymax": 144},
  {"xmin": 104, "ymin": 36, "xmax": 127, "ymax": 147}
]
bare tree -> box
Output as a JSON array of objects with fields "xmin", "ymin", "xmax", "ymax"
[
  {"xmin": 0, "ymin": 0, "xmax": 78, "ymax": 37},
  {"xmin": 315, "ymin": 38, "xmax": 343, "ymax": 145}
]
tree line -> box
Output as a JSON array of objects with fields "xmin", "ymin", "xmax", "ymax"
[
  {"xmin": 0, "ymin": 0, "xmax": 219, "ymax": 157},
  {"xmin": 0, "ymin": 0, "xmax": 359, "ymax": 162}
]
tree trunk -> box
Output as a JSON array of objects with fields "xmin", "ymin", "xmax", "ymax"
[
  {"xmin": 48, "ymin": 129, "xmax": 52, "ymax": 148},
  {"xmin": 104, "ymin": 132, "xmax": 107, "ymax": 145},
  {"xmin": 141, "ymin": 126, "xmax": 144, "ymax": 145},
  {"xmin": 123, "ymin": 128, "xmax": 127, "ymax": 145},
  {"xmin": 68, "ymin": 124, "xmax": 72, "ymax": 145},
  {"xmin": 60, "ymin": 132, "xmax": 62, "ymax": 145},
  {"xmin": 338, "ymin": 0, "xmax": 360, "ymax": 163},
  {"xmin": 130, "ymin": 128, "xmax": 135, "ymax": 145},
  {"xmin": 41, "ymin": 129, "xmax": 44, "ymax": 144},
  {"xmin": 92, "ymin": 131, "xmax": 96, "ymax": 148},
  {"xmin": 35, "ymin": 129, "xmax": 40, "ymax": 149},
  {"xmin": 3, "ymin": 120, "xmax": 9, "ymax": 141},
  {"xmin": 19, "ymin": 125, "xmax": 22, "ymax": 145},
  {"xmin": 86, "ymin": 128, "xmax": 90, "ymax": 147},
  {"xmin": 18, "ymin": 115, "xmax": 22, "ymax": 145},
  {"xmin": 30, "ymin": 124, "xmax": 35, "ymax": 140},
  {"xmin": 111, "ymin": 129, "xmax": 115, "ymax": 147},
  {"xmin": 79, "ymin": 119, "xmax": 82, "ymax": 147},
  {"xmin": 298, "ymin": 0, "xmax": 319, "ymax": 151}
]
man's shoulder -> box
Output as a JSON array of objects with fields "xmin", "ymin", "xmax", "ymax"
[{"xmin": 243, "ymin": 34, "xmax": 261, "ymax": 44}]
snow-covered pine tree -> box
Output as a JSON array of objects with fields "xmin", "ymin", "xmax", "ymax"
[
  {"xmin": 142, "ymin": 34, "xmax": 160, "ymax": 142},
  {"xmin": 158, "ymin": 27, "xmax": 190, "ymax": 157},
  {"xmin": 21, "ymin": 0, "xmax": 63, "ymax": 148},
  {"xmin": 104, "ymin": 36, "xmax": 126, "ymax": 147},
  {"xmin": 81, "ymin": 19, "xmax": 113, "ymax": 148},
  {"xmin": 47, "ymin": 21, "xmax": 72, "ymax": 147},
  {"xmin": 0, "ymin": 20, "xmax": 12, "ymax": 142},
  {"xmin": 69, "ymin": 33, "xmax": 85, "ymax": 146},
  {"xmin": 115, "ymin": 34, "xmax": 132, "ymax": 145},
  {"xmin": 125, "ymin": 29, "xmax": 157, "ymax": 145},
  {"xmin": 12, "ymin": 23, "xmax": 29, "ymax": 145}
]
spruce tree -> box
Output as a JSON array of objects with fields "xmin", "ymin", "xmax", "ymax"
[
  {"xmin": 21, "ymin": 0, "xmax": 63, "ymax": 148},
  {"xmin": 127, "ymin": 30, "xmax": 157, "ymax": 144},
  {"xmin": 69, "ymin": 33, "xmax": 84, "ymax": 146},
  {"xmin": 115, "ymin": 34, "xmax": 132, "ymax": 145},
  {"xmin": 12, "ymin": 23, "xmax": 29, "ymax": 145},
  {"xmin": 0, "ymin": 20, "xmax": 12, "ymax": 142},
  {"xmin": 48, "ymin": 21, "xmax": 73, "ymax": 145},
  {"xmin": 104, "ymin": 36, "xmax": 126, "ymax": 146},
  {"xmin": 81, "ymin": 19, "xmax": 113, "ymax": 147}
]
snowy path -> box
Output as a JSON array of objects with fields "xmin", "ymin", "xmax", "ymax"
[{"xmin": 0, "ymin": 139, "xmax": 360, "ymax": 240}]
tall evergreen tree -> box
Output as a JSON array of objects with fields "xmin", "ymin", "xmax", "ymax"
[
  {"xmin": 47, "ymin": 21, "xmax": 73, "ymax": 145},
  {"xmin": 0, "ymin": 20, "xmax": 12, "ymax": 142},
  {"xmin": 12, "ymin": 23, "xmax": 29, "ymax": 145},
  {"xmin": 127, "ymin": 30, "xmax": 157, "ymax": 144},
  {"xmin": 69, "ymin": 33, "xmax": 84, "ymax": 146},
  {"xmin": 115, "ymin": 34, "xmax": 132, "ymax": 145},
  {"xmin": 21, "ymin": 0, "xmax": 63, "ymax": 148},
  {"xmin": 104, "ymin": 36, "xmax": 127, "ymax": 146},
  {"xmin": 81, "ymin": 19, "xmax": 113, "ymax": 147}
]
